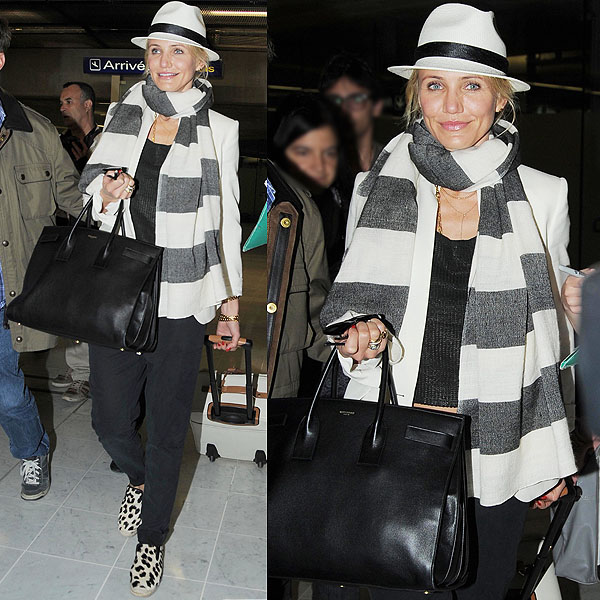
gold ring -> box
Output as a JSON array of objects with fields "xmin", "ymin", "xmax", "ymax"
[{"xmin": 367, "ymin": 329, "xmax": 388, "ymax": 351}]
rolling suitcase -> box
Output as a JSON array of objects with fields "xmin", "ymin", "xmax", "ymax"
[{"xmin": 190, "ymin": 335, "xmax": 267, "ymax": 467}]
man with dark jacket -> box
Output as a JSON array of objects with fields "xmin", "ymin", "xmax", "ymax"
[
  {"xmin": 0, "ymin": 18, "xmax": 83, "ymax": 500},
  {"xmin": 59, "ymin": 81, "xmax": 101, "ymax": 174}
]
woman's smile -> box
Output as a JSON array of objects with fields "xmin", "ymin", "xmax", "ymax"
[{"xmin": 418, "ymin": 71, "xmax": 507, "ymax": 150}]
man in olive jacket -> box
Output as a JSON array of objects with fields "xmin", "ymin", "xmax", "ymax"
[{"xmin": 0, "ymin": 19, "xmax": 82, "ymax": 500}]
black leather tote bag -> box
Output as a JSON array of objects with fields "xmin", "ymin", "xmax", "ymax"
[
  {"xmin": 7, "ymin": 198, "xmax": 163, "ymax": 352},
  {"xmin": 268, "ymin": 346, "xmax": 470, "ymax": 591}
]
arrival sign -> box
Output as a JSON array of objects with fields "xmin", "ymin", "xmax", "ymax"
[{"xmin": 83, "ymin": 57, "xmax": 223, "ymax": 78}]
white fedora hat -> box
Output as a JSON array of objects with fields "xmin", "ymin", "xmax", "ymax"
[
  {"xmin": 132, "ymin": 1, "xmax": 220, "ymax": 62},
  {"xmin": 388, "ymin": 3, "xmax": 529, "ymax": 92}
]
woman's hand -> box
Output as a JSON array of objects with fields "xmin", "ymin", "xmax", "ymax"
[
  {"xmin": 100, "ymin": 170, "xmax": 136, "ymax": 212},
  {"xmin": 337, "ymin": 318, "xmax": 388, "ymax": 363},
  {"xmin": 533, "ymin": 477, "xmax": 572, "ymax": 510},
  {"xmin": 561, "ymin": 268, "xmax": 594, "ymax": 332},
  {"xmin": 215, "ymin": 298, "xmax": 240, "ymax": 351}
]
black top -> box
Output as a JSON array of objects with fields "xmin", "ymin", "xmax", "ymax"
[
  {"xmin": 130, "ymin": 139, "xmax": 170, "ymax": 244},
  {"xmin": 414, "ymin": 232, "xmax": 476, "ymax": 408},
  {"xmin": 60, "ymin": 125, "xmax": 102, "ymax": 173},
  {"xmin": 314, "ymin": 186, "xmax": 348, "ymax": 281}
]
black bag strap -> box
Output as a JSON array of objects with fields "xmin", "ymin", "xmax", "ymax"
[
  {"xmin": 56, "ymin": 197, "xmax": 125, "ymax": 264},
  {"xmin": 292, "ymin": 344, "xmax": 393, "ymax": 466}
]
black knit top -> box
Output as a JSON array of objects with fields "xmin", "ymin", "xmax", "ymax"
[
  {"xmin": 414, "ymin": 232, "xmax": 476, "ymax": 408},
  {"xmin": 130, "ymin": 139, "xmax": 170, "ymax": 244}
]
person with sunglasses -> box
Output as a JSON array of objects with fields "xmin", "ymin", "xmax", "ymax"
[{"xmin": 319, "ymin": 53, "xmax": 384, "ymax": 173}]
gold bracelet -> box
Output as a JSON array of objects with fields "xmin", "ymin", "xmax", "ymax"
[
  {"xmin": 223, "ymin": 295, "xmax": 240, "ymax": 303},
  {"xmin": 218, "ymin": 314, "xmax": 239, "ymax": 322}
]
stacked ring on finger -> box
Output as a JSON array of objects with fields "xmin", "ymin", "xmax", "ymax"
[
  {"xmin": 125, "ymin": 184, "xmax": 134, "ymax": 194},
  {"xmin": 367, "ymin": 328, "xmax": 388, "ymax": 351}
]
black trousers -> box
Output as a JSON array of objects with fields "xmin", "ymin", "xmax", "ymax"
[
  {"xmin": 368, "ymin": 497, "xmax": 529, "ymax": 600},
  {"xmin": 89, "ymin": 316, "xmax": 205, "ymax": 546}
]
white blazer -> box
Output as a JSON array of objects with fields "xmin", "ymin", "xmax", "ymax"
[
  {"xmin": 338, "ymin": 165, "xmax": 575, "ymax": 423},
  {"xmin": 92, "ymin": 108, "xmax": 242, "ymax": 324}
]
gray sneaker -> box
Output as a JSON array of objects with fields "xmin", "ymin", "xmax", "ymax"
[
  {"xmin": 50, "ymin": 372, "xmax": 73, "ymax": 389},
  {"xmin": 21, "ymin": 454, "xmax": 50, "ymax": 500},
  {"xmin": 62, "ymin": 380, "xmax": 90, "ymax": 402}
]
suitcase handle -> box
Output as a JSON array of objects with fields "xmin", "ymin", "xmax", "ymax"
[
  {"xmin": 204, "ymin": 335, "xmax": 254, "ymax": 421},
  {"xmin": 517, "ymin": 477, "xmax": 581, "ymax": 600},
  {"xmin": 207, "ymin": 334, "xmax": 251, "ymax": 347}
]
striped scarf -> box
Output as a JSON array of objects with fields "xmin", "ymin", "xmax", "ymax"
[
  {"xmin": 322, "ymin": 120, "xmax": 575, "ymax": 505},
  {"xmin": 81, "ymin": 75, "xmax": 226, "ymax": 320}
]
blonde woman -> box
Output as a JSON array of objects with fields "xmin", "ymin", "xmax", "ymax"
[
  {"xmin": 79, "ymin": 1, "xmax": 242, "ymax": 596},
  {"xmin": 321, "ymin": 4, "xmax": 576, "ymax": 598}
]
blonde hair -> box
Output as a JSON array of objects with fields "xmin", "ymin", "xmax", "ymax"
[
  {"xmin": 403, "ymin": 71, "xmax": 518, "ymax": 128},
  {"xmin": 144, "ymin": 41, "xmax": 210, "ymax": 80}
]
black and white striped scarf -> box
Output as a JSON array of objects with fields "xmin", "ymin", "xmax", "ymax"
[
  {"xmin": 81, "ymin": 75, "xmax": 226, "ymax": 320},
  {"xmin": 322, "ymin": 120, "xmax": 575, "ymax": 505}
]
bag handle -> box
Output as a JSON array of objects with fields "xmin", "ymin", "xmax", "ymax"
[
  {"xmin": 292, "ymin": 343, "xmax": 392, "ymax": 467},
  {"xmin": 55, "ymin": 197, "xmax": 125, "ymax": 264},
  {"xmin": 93, "ymin": 200, "xmax": 126, "ymax": 269}
]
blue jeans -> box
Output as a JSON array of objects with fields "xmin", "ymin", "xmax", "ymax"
[{"xmin": 0, "ymin": 308, "xmax": 49, "ymax": 458}]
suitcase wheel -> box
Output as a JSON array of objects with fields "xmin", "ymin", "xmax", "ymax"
[
  {"xmin": 206, "ymin": 443, "xmax": 220, "ymax": 462},
  {"xmin": 254, "ymin": 450, "xmax": 266, "ymax": 468}
]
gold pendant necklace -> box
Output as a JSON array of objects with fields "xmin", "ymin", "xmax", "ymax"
[
  {"xmin": 442, "ymin": 189, "xmax": 478, "ymax": 217},
  {"xmin": 151, "ymin": 112, "xmax": 158, "ymax": 143},
  {"xmin": 435, "ymin": 185, "xmax": 443, "ymax": 234},
  {"xmin": 436, "ymin": 186, "xmax": 478, "ymax": 239}
]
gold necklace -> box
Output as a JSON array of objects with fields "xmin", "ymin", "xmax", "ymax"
[
  {"xmin": 440, "ymin": 187, "xmax": 476, "ymax": 201},
  {"xmin": 435, "ymin": 185, "xmax": 443, "ymax": 234},
  {"xmin": 441, "ymin": 187, "xmax": 478, "ymax": 217},
  {"xmin": 435, "ymin": 186, "xmax": 478, "ymax": 239},
  {"xmin": 150, "ymin": 112, "xmax": 158, "ymax": 143}
]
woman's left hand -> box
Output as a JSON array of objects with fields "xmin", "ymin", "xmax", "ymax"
[
  {"xmin": 532, "ymin": 477, "xmax": 571, "ymax": 510},
  {"xmin": 214, "ymin": 298, "xmax": 240, "ymax": 352}
]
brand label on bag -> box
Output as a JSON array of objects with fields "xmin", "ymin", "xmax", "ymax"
[{"xmin": 339, "ymin": 410, "xmax": 355, "ymax": 416}]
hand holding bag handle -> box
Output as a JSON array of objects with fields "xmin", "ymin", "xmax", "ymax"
[
  {"xmin": 292, "ymin": 345, "xmax": 391, "ymax": 466},
  {"xmin": 268, "ymin": 315, "xmax": 469, "ymax": 590}
]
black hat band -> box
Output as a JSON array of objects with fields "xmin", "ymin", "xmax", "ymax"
[
  {"xmin": 414, "ymin": 41, "xmax": 509, "ymax": 74},
  {"xmin": 148, "ymin": 23, "xmax": 213, "ymax": 50}
]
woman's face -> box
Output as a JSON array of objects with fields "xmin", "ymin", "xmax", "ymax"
[
  {"xmin": 147, "ymin": 39, "xmax": 201, "ymax": 93},
  {"xmin": 418, "ymin": 70, "xmax": 507, "ymax": 150},
  {"xmin": 284, "ymin": 125, "xmax": 339, "ymax": 189}
]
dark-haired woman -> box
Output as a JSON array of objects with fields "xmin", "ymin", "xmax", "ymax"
[
  {"xmin": 274, "ymin": 93, "xmax": 354, "ymax": 280},
  {"xmin": 269, "ymin": 93, "xmax": 354, "ymax": 397}
]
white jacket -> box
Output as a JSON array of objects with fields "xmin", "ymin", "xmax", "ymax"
[
  {"xmin": 92, "ymin": 108, "xmax": 242, "ymax": 324},
  {"xmin": 339, "ymin": 165, "xmax": 575, "ymax": 424}
]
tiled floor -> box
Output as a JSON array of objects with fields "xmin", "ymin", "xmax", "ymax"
[
  {"xmin": 0, "ymin": 231, "xmax": 267, "ymax": 599},
  {"xmin": 0, "ymin": 390, "xmax": 266, "ymax": 600}
]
